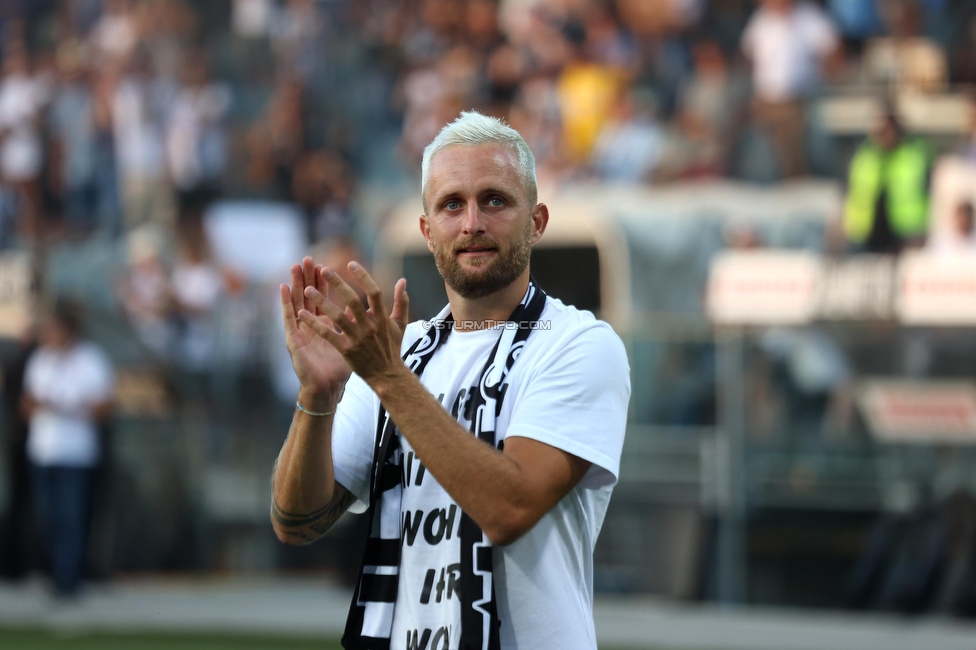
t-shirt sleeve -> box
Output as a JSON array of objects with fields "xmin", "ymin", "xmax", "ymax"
[
  {"xmin": 331, "ymin": 371, "xmax": 378, "ymax": 514},
  {"xmin": 504, "ymin": 323, "xmax": 631, "ymax": 490}
]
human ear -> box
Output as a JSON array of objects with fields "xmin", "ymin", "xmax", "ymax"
[
  {"xmin": 419, "ymin": 215, "xmax": 434, "ymax": 253},
  {"xmin": 530, "ymin": 203, "xmax": 549, "ymax": 245}
]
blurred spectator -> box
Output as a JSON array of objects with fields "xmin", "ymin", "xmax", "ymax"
[
  {"xmin": 508, "ymin": 75, "xmax": 566, "ymax": 184},
  {"xmin": 65, "ymin": 0, "xmax": 104, "ymax": 35},
  {"xmin": 165, "ymin": 53, "xmax": 230, "ymax": 210},
  {"xmin": 88, "ymin": 0, "xmax": 137, "ymax": 67},
  {"xmin": 309, "ymin": 236, "xmax": 368, "ymax": 304},
  {"xmin": 741, "ymin": 0, "xmax": 841, "ymax": 178},
  {"xmin": 245, "ymin": 78, "xmax": 306, "ymax": 200},
  {"xmin": 930, "ymin": 201, "xmax": 976, "ymax": 255},
  {"xmin": 171, "ymin": 224, "xmax": 223, "ymax": 370},
  {"xmin": 467, "ymin": 0, "xmax": 504, "ymax": 53},
  {"xmin": 291, "ymin": 148, "xmax": 356, "ymax": 242},
  {"xmin": 614, "ymin": 0, "xmax": 704, "ymax": 37},
  {"xmin": 113, "ymin": 49, "xmax": 176, "ymax": 232},
  {"xmin": 486, "ymin": 38, "xmax": 526, "ymax": 98},
  {"xmin": 233, "ymin": 0, "xmax": 275, "ymax": 39},
  {"xmin": 396, "ymin": 61, "xmax": 465, "ymax": 166},
  {"xmin": 827, "ymin": 0, "xmax": 882, "ymax": 54},
  {"xmin": 951, "ymin": 17, "xmax": 976, "ymax": 85},
  {"xmin": 863, "ymin": 2, "xmax": 947, "ymax": 92},
  {"xmin": 759, "ymin": 326, "xmax": 853, "ymax": 437},
  {"xmin": 582, "ymin": 1, "xmax": 638, "ymax": 70},
  {"xmin": 667, "ymin": 38, "xmax": 749, "ymax": 178},
  {"xmin": 118, "ymin": 227, "xmax": 175, "ymax": 356},
  {"xmin": 88, "ymin": 66, "xmax": 124, "ymax": 238},
  {"xmin": 591, "ymin": 86, "xmax": 666, "ymax": 183},
  {"xmin": 270, "ymin": 0, "xmax": 326, "ymax": 84},
  {"xmin": 557, "ymin": 21, "xmax": 626, "ymax": 165},
  {"xmin": 0, "ymin": 40, "xmax": 49, "ymax": 241},
  {"xmin": 139, "ymin": 0, "xmax": 199, "ymax": 84},
  {"xmin": 22, "ymin": 302, "xmax": 114, "ymax": 597},
  {"xmin": 843, "ymin": 113, "xmax": 933, "ymax": 254},
  {"xmin": 48, "ymin": 44, "xmax": 101, "ymax": 237},
  {"xmin": 958, "ymin": 98, "xmax": 976, "ymax": 165},
  {"xmin": 616, "ymin": 0, "xmax": 697, "ymax": 116}
]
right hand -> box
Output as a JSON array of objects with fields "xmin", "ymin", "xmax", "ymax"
[{"xmin": 280, "ymin": 256, "xmax": 351, "ymax": 411}]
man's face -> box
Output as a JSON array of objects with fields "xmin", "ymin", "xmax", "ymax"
[{"xmin": 421, "ymin": 143, "xmax": 546, "ymax": 299}]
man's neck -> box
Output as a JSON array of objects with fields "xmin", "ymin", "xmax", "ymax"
[{"xmin": 445, "ymin": 271, "xmax": 530, "ymax": 331}]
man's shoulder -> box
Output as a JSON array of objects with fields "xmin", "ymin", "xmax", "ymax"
[
  {"xmin": 510, "ymin": 298, "xmax": 628, "ymax": 382},
  {"xmin": 537, "ymin": 297, "xmax": 623, "ymax": 346}
]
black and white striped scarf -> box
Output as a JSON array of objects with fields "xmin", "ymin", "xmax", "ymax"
[{"xmin": 342, "ymin": 279, "xmax": 548, "ymax": 650}]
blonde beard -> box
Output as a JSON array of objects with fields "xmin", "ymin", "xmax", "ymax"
[{"xmin": 432, "ymin": 230, "xmax": 532, "ymax": 300}]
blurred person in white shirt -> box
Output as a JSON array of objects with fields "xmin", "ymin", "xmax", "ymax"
[
  {"xmin": 863, "ymin": 1, "xmax": 947, "ymax": 93},
  {"xmin": 118, "ymin": 227, "xmax": 176, "ymax": 357},
  {"xmin": 22, "ymin": 302, "xmax": 114, "ymax": 597},
  {"xmin": 931, "ymin": 201, "xmax": 976, "ymax": 256},
  {"xmin": 171, "ymin": 225, "xmax": 224, "ymax": 370},
  {"xmin": 165, "ymin": 54, "xmax": 230, "ymax": 210},
  {"xmin": 49, "ymin": 45, "xmax": 99, "ymax": 237},
  {"xmin": 591, "ymin": 86, "xmax": 666, "ymax": 183},
  {"xmin": 0, "ymin": 41, "xmax": 48, "ymax": 241},
  {"xmin": 741, "ymin": 0, "xmax": 841, "ymax": 178},
  {"xmin": 113, "ymin": 48, "xmax": 176, "ymax": 232},
  {"xmin": 88, "ymin": 0, "xmax": 138, "ymax": 66}
]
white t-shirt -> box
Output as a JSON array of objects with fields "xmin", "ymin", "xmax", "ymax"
[
  {"xmin": 0, "ymin": 74, "xmax": 45, "ymax": 182},
  {"xmin": 741, "ymin": 2, "xmax": 839, "ymax": 102},
  {"xmin": 332, "ymin": 298, "xmax": 631, "ymax": 650},
  {"xmin": 24, "ymin": 342, "xmax": 115, "ymax": 467},
  {"xmin": 113, "ymin": 78, "xmax": 168, "ymax": 179}
]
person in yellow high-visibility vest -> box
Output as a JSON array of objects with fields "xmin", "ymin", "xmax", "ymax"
[{"xmin": 844, "ymin": 113, "xmax": 933, "ymax": 254}]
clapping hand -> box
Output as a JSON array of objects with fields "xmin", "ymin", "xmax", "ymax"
[
  {"xmin": 284, "ymin": 257, "xmax": 409, "ymax": 391},
  {"xmin": 279, "ymin": 257, "xmax": 353, "ymax": 411}
]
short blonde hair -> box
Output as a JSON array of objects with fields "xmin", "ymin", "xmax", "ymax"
[{"xmin": 421, "ymin": 111, "xmax": 537, "ymax": 212}]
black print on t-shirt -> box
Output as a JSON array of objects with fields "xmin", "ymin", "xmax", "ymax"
[
  {"xmin": 419, "ymin": 562, "xmax": 461, "ymax": 604},
  {"xmin": 450, "ymin": 388, "xmax": 466, "ymax": 419},
  {"xmin": 400, "ymin": 451, "xmax": 427, "ymax": 489},
  {"xmin": 405, "ymin": 626, "xmax": 450, "ymax": 650},
  {"xmin": 437, "ymin": 387, "xmax": 476, "ymax": 422},
  {"xmin": 401, "ymin": 504, "xmax": 460, "ymax": 547}
]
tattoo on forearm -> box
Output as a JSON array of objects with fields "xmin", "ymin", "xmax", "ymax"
[{"xmin": 271, "ymin": 483, "xmax": 356, "ymax": 544}]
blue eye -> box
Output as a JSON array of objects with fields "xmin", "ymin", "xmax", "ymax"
[
  {"xmin": 445, "ymin": 200, "xmax": 460, "ymax": 210},
  {"xmin": 488, "ymin": 197, "xmax": 504, "ymax": 207}
]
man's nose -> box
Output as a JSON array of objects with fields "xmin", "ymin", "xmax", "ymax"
[{"xmin": 461, "ymin": 202, "xmax": 487, "ymax": 235}]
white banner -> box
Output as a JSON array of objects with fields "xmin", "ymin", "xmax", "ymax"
[
  {"xmin": 858, "ymin": 380, "xmax": 976, "ymax": 443},
  {"xmin": 897, "ymin": 252, "xmax": 976, "ymax": 325},
  {"xmin": 707, "ymin": 251, "xmax": 821, "ymax": 325},
  {"xmin": 708, "ymin": 251, "xmax": 976, "ymax": 325}
]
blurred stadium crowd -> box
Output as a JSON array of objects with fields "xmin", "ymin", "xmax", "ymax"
[
  {"xmin": 0, "ymin": 1, "xmax": 975, "ymax": 236},
  {"xmin": 3, "ymin": 0, "xmax": 976, "ymax": 612},
  {"xmin": 0, "ymin": 0, "xmax": 975, "ymax": 267}
]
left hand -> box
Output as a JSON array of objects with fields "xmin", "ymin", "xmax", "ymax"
[{"xmin": 298, "ymin": 261, "xmax": 409, "ymax": 383}]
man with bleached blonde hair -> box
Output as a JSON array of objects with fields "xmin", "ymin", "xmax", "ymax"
[{"xmin": 272, "ymin": 111, "xmax": 630, "ymax": 649}]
